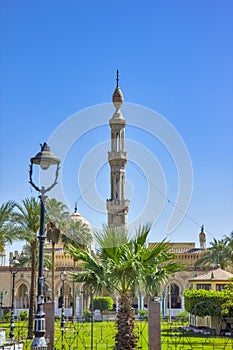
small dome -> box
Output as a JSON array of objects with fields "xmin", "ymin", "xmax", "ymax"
[{"xmin": 70, "ymin": 210, "xmax": 92, "ymax": 231}]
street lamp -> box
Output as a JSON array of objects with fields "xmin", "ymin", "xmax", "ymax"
[
  {"xmin": 29, "ymin": 142, "xmax": 60, "ymax": 350},
  {"xmin": 9, "ymin": 257, "xmax": 20, "ymax": 340},
  {"xmin": 0, "ymin": 290, "xmax": 8, "ymax": 321},
  {"xmin": 46, "ymin": 222, "xmax": 60, "ymax": 303},
  {"xmin": 60, "ymin": 271, "xmax": 67, "ymax": 329}
]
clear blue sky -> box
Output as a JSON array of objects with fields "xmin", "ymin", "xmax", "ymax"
[{"xmin": 1, "ymin": 0, "xmax": 233, "ymax": 257}]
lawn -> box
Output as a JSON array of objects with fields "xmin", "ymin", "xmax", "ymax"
[{"xmin": 1, "ymin": 319, "xmax": 233, "ymax": 349}]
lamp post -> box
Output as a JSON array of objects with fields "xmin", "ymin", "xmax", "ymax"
[
  {"xmin": 9, "ymin": 257, "xmax": 20, "ymax": 340},
  {"xmin": 43, "ymin": 267, "xmax": 50, "ymax": 302},
  {"xmin": 60, "ymin": 271, "xmax": 67, "ymax": 329},
  {"xmin": 162, "ymin": 290, "xmax": 165, "ymax": 318},
  {"xmin": 0, "ymin": 290, "xmax": 7, "ymax": 321},
  {"xmin": 46, "ymin": 222, "xmax": 60, "ymax": 303},
  {"xmin": 29, "ymin": 143, "xmax": 60, "ymax": 350}
]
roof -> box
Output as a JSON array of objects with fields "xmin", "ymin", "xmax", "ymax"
[
  {"xmin": 70, "ymin": 211, "xmax": 92, "ymax": 231},
  {"xmin": 189, "ymin": 268, "xmax": 233, "ymax": 282}
]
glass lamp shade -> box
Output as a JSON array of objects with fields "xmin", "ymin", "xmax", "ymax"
[{"xmin": 31, "ymin": 143, "xmax": 60, "ymax": 170}]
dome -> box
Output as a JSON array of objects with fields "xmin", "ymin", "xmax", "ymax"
[{"xmin": 70, "ymin": 207, "xmax": 92, "ymax": 232}]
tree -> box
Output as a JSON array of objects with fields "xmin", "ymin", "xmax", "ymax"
[
  {"xmin": 221, "ymin": 279, "xmax": 233, "ymax": 317},
  {"xmin": 93, "ymin": 296, "xmax": 113, "ymax": 320},
  {"xmin": 61, "ymin": 219, "xmax": 92, "ymax": 251},
  {"xmin": 183, "ymin": 289, "xmax": 224, "ymax": 317},
  {"xmin": 0, "ymin": 201, "xmax": 15, "ymax": 254},
  {"xmin": 45, "ymin": 198, "xmax": 69, "ymax": 302},
  {"xmin": 70, "ymin": 224, "xmax": 183, "ymax": 350},
  {"xmin": 223, "ymin": 231, "xmax": 233, "ymax": 266},
  {"xmin": 195, "ymin": 238, "xmax": 231, "ymax": 269},
  {"xmin": 11, "ymin": 197, "xmax": 40, "ymax": 339}
]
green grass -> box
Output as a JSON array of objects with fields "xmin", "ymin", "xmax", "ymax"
[{"xmin": 0, "ymin": 320, "xmax": 233, "ymax": 349}]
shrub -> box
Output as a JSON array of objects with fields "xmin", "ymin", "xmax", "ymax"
[
  {"xmin": 19, "ymin": 310, "xmax": 28, "ymax": 321},
  {"xmin": 3, "ymin": 312, "xmax": 11, "ymax": 322},
  {"xmin": 93, "ymin": 297, "xmax": 113, "ymax": 313},
  {"xmin": 183, "ymin": 289, "xmax": 225, "ymax": 317},
  {"xmin": 138, "ymin": 309, "xmax": 148, "ymax": 320},
  {"xmin": 83, "ymin": 307, "xmax": 91, "ymax": 321},
  {"xmin": 176, "ymin": 310, "xmax": 189, "ymax": 321}
]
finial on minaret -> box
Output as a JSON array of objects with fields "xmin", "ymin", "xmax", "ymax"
[
  {"xmin": 199, "ymin": 224, "xmax": 206, "ymax": 250},
  {"xmin": 112, "ymin": 70, "xmax": 123, "ymax": 110},
  {"xmin": 116, "ymin": 69, "xmax": 119, "ymax": 88},
  {"xmin": 74, "ymin": 202, "xmax": 77, "ymax": 213}
]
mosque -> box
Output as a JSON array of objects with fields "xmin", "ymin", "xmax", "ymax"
[{"xmin": 0, "ymin": 74, "xmax": 207, "ymax": 319}]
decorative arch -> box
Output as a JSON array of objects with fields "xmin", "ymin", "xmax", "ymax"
[
  {"xmin": 167, "ymin": 282, "xmax": 182, "ymax": 309},
  {"xmin": 56, "ymin": 281, "xmax": 73, "ymax": 308},
  {"xmin": 15, "ymin": 283, "xmax": 29, "ymax": 309}
]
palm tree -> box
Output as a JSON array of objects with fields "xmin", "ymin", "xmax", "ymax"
[
  {"xmin": 62, "ymin": 216, "xmax": 92, "ymax": 321},
  {"xmin": 0, "ymin": 201, "xmax": 15, "ymax": 255},
  {"xmin": 224, "ymin": 231, "xmax": 233, "ymax": 266},
  {"xmin": 45, "ymin": 198, "xmax": 69, "ymax": 302},
  {"xmin": 70, "ymin": 224, "xmax": 183, "ymax": 350},
  {"xmin": 11, "ymin": 197, "xmax": 40, "ymax": 339},
  {"xmin": 195, "ymin": 238, "xmax": 231, "ymax": 270},
  {"xmin": 62, "ymin": 219, "xmax": 92, "ymax": 251},
  {"xmin": 45, "ymin": 198, "xmax": 69, "ymax": 227}
]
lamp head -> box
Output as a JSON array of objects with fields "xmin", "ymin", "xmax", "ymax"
[
  {"xmin": 60, "ymin": 271, "xmax": 67, "ymax": 281},
  {"xmin": 31, "ymin": 143, "xmax": 60, "ymax": 170},
  {"xmin": 10, "ymin": 257, "xmax": 20, "ymax": 273}
]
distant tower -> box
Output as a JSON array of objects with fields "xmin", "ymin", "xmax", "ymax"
[
  {"xmin": 106, "ymin": 71, "xmax": 130, "ymax": 227},
  {"xmin": 199, "ymin": 225, "xmax": 206, "ymax": 249}
]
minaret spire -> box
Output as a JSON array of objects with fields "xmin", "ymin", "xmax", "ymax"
[
  {"xmin": 106, "ymin": 74, "xmax": 130, "ymax": 228},
  {"xmin": 74, "ymin": 202, "xmax": 77, "ymax": 213},
  {"xmin": 116, "ymin": 69, "xmax": 119, "ymax": 88}
]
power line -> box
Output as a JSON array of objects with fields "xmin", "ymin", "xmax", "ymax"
[{"xmin": 131, "ymin": 162, "xmax": 216, "ymax": 240}]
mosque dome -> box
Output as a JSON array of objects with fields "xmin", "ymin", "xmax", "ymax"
[{"xmin": 70, "ymin": 206, "xmax": 92, "ymax": 232}]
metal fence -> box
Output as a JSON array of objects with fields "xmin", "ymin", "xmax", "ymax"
[{"xmin": 1, "ymin": 317, "xmax": 233, "ymax": 349}]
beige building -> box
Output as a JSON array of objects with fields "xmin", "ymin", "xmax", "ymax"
[{"xmin": 188, "ymin": 268, "xmax": 233, "ymax": 333}]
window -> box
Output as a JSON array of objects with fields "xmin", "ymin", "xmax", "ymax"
[
  {"xmin": 196, "ymin": 284, "xmax": 211, "ymax": 290},
  {"xmin": 216, "ymin": 284, "xmax": 226, "ymax": 291}
]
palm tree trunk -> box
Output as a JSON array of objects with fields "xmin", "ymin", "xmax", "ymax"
[
  {"xmin": 52, "ymin": 241, "xmax": 55, "ymax": 303},
  {"xmin": 27, "ymin": 241, "xmax": 37, "ymax": 339},
  {"xmin": 115, "ymin": 293, "xmax": 138, "ymax": 350},
  {"xmin": 72, "ymin": 258, "xmax": 76, "ymax": 322}
]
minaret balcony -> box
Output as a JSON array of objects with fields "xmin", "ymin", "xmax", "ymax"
[
  {"xmin": 106, "ymin": 199, "xmax": 130, "ymax": 213},
  {"xmin": 108, "ymin": 151, "xmax": 127, "ymax": 162}
]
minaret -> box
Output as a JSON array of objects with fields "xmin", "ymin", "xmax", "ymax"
[
  {"xmin": 106, "ymin": 71, "xmax": 130, "ymax": 227},
  {"xmin": 199, "ymin": 225, "xmax": 206, "ymax": 250}
]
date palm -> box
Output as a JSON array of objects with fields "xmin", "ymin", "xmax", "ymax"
[
  {"xmin": 62, "ymin": 219, "xmax": 92, "ymax": 251},
  {"xmin": 45, "ymin": 198, "xmax": 69, "ymax": 302},
  {"xmin": 0, "ymin": 201, "xmax": 15, "ymax": 255},
  {"xmin": 195, "ymin": 238, "xmax": 231, "ymax": 269},
  {"xmin": 11, "ymin": 197, "xmax": 40, "ymax": 338},
  {"xmin": 70, "ymin": 224, "xmax": 183, "ymax": 350},
  {"xmin": 224, "ymin": 231, "xmax": 233, "ymax": 265}
]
